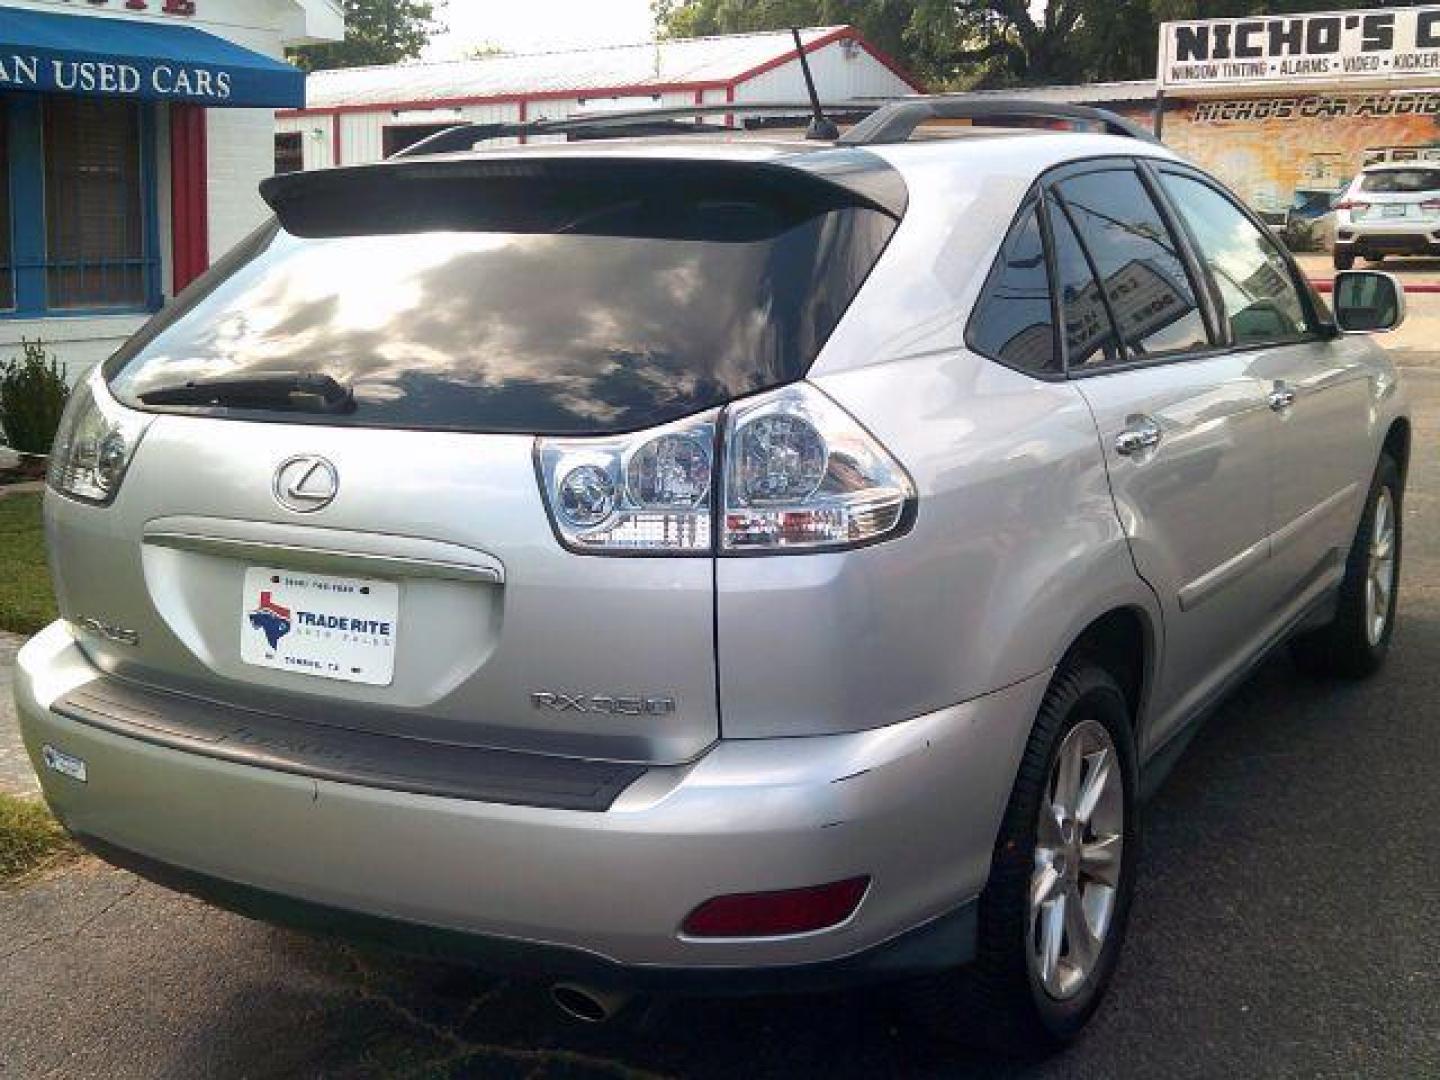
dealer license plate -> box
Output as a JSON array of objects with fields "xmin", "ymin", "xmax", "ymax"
[{"xmin": 240, "ymin": 567, "xmax": 399, "ymax": 686}]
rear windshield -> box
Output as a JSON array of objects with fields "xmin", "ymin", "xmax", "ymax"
[
  {"xmin": 106, "ymin": 164, "xmax": 898, "ymax": 435},
  {"xmin": 1359, "ymin": 169, "xmax": 1440, "ymax": 193}
]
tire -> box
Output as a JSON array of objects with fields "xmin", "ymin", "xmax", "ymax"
[
  {"xmin": 1291, "ymin": 455, "xmax": 1402, "ymax": 679},
  {"xmin": 1334, "ymin": 250, "xmax": 1356, "ymax": 270},
  {"xmin": 910, "ymin": 662, "xmax": 1139, "ymax": 1054}
]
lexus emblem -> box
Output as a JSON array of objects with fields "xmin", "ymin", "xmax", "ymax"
[{"xmin": 273, "ymin": 455, "xmax": 339, "ymax": 513}]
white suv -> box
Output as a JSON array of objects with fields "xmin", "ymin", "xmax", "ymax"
[{"xmin": 1334, "ymin": 162, "xmax": 1440, "ymax": 269}]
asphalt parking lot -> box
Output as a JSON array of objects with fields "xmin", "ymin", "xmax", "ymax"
[{"xmin": 3, "ymin": 317, "xmax": 1439, "ymax": 1079}]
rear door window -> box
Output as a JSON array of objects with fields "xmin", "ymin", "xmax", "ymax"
[
  {"xmin": 1052, "ymin": 169, "xmax": 1210, "ymax": 361},
  {"xmin": 1047, "ymin": 198, "xmax": 1123, "ymax": 370},
  {"xmin": 106, "ymin": 163, "xmax": 898, "ymax": 435},
  {"xmin": 1158, "ymin": 172, "xmax": 1311, "ymax": 345}
]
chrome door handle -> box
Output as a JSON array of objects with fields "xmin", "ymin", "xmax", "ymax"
[
  {"xmin": 1114, "ymin": 419, "xmax": 1162, "ymax": 457},
  {"xmin": 1268, "ymin": 383, "xmax": 1296, "ymax": 412}
]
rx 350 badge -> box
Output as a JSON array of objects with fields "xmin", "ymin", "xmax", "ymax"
[{"xmin": 531, "ymin": 692, "xmax": 676, "ymax": 716}]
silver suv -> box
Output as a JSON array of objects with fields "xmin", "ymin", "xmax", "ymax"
[{"xmin": 14, "ymin": 100, "xmax": 1410, "ymax": 1051}]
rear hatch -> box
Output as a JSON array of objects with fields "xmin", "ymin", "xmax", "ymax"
[
  {"xmin": 49, "ymin": 151, "xmax": 900, "ymax": 765},
  {"xmin": 1350, "ymin": 166, "xmax": 1440, "ymax": 224}
]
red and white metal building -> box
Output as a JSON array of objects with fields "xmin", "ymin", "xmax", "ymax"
[{"xmin": 274, "ymin": 26, "xmax": 922, "ymax": 170}]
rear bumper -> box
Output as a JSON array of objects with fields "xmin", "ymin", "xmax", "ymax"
[
  {"xmin": 71, "ymin": 832, "xmax": 978, "ymax": 994},
  {"xmin": 1335, "ymin": 223, "xmax": 1440, "ymax": 253},
  {"xmin": 15, "ymin": 621, "xmax": 1046, "ymax": 980}
]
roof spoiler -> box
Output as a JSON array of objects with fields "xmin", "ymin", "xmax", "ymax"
[{"xmin": 257, "ymin": 152, "xmax": 908, "ymax": 237}]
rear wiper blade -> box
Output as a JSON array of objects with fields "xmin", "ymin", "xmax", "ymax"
[{"xmin": 138, "ymin": 372, "xmax": 355, "ymax": 414}]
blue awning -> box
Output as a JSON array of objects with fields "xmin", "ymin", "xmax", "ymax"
[{"xmin": 0, "ymin": 8, "xmax": 305, "ymax": 108}]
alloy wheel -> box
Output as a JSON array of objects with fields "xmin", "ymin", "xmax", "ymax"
[
  {"xmin": 1366, "ymin": 486, "xmax": 1397, "ymax": 647},
  {"xmin": 1028, "ymin": 718, "xmax": 1125, "ymax": 1001}
]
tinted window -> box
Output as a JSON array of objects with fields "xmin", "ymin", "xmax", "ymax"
[
  {"xmin": 1047, "ymin": 199, "xmax": 1122, "ymax": 369},
  {"xmin": 1359, "ymin": 169, "xmax": 1440, "ymax": 193},
  {"xmin": 967, "ymin": 201, "xmax": 1058, "ymax": 374},
  {"xmin": 1160, "ymin": 173, "xmax": 1309, "ymax": 344},
  {"xmin": 1054, "ymin": 170, "xmax": 1209, "ymax": 359},
  {"xmin": 106, "ymin": 176, "xmax": 896, "ymax": 435}
]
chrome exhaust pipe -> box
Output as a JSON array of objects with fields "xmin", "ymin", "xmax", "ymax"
[{"xmin": 549, "ymin": 982, "xmax": 634, "ymax": 1024}]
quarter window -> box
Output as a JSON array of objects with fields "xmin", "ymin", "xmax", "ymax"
[
  {"xmin": 1053, "ymin": 170, "xmax": 1210, "ymax": 360},
  {"xmin": 1159, "ymin": 173, "xmax": 1310, "ymax": 344},
  {"xmin": 966, "ymin": 200, "xmax": 1059, "ymax": 375}
]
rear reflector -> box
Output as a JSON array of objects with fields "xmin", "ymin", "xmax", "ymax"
[{"xmin": 681, "ymin": 877, "xmax": 870, "ymax": 938}]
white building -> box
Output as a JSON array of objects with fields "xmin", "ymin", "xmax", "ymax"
[
  {"xmin": 275, "ymin": 26, "xmax": 921, "ymax": 169},
  {"xmin": 0, "ymin": 0, "xmax": 342, "ymax": 378}
]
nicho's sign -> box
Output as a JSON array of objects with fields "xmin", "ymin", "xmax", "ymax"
[{"xmin": 1160, "ymin": 6, "xmax": 1440, "ymax": 90}]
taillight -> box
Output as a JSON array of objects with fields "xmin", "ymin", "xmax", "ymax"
[
  {"xmin": 720, "ymin": 384, "xmax": 915, "ymax": 552},
  {"xmin": 536, "ymin": 411, "xmax": 717, "ymax": 554},
  {"xmin": 1334, "ymin": 199, "xmax": 1370, "ymax": 213},
  {"xmin": 1421, "ymin": 199, "xmax": 1440, "ymax": 212},
  {"xmin": 681, "ymin": 876, "xmax": 870, "ymax": 938},
  {"xmin": 535, "ymin": 384, "xmax": 915, "ymax": 555},
  {"xmin": 47, "ymin": 371, "xmax": 153, "ymax": 506}
]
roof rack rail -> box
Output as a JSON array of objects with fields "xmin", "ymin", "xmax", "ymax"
[
  {"xmin": 393, "ymin": 101, "xmax": 873, "ymax": 158},
  {"xmin": 836, "ymin": 97, "xmax": 1160, "ymax": 146},
  {"xmin": 390, "ymin": 97, "xmax": 1160, "ymax": 160}
]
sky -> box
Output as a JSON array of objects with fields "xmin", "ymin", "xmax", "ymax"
[{"xmin": 423, "ymin": 0, "xmax": 658, "ymax": 61}]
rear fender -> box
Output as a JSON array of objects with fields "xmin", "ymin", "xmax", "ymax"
[{"xmin": 715, "ymin": 353, "xmax": 1157, "ymax": 740}]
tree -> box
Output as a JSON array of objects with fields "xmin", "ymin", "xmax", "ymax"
[
  {"xmin": 289, "ymin": 0, "xmax": 445, "ymax": 72},
  {"xmin": 654, "ymin": 0, "xmax": 1398, "ymax": 89},
  {"xmin": 908, "ymin": 0, "xmax": 1395, "ymax": 86},
  {"xmin": 653, "ymin": 1, "xmax": 921, "ymax": 81}
]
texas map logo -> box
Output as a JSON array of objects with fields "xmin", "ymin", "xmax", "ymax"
[{"xmin": 248, "ymin": 591, "xmax": 292, "ymax": 649}]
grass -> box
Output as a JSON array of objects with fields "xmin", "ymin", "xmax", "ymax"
[
  {"xmin": 0, "ymin": 492, "xmax": 56, "ymax": 636},
  {"xmin": 0, "ymin": 791, "xmax": 76, "ymax": 884}
]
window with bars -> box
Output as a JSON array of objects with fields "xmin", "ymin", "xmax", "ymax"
[
  {"xmin": 274, "ymin": 131, "xmax": 302, "ymax": 174},
  {"xmin": 1, "ymin": 92, "xmax": 160, "ymax": 317}
]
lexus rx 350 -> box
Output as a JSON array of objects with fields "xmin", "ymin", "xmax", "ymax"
[{"xmin": 14, "ymin": 100, "xmax": 1410, "ymax": 1050}]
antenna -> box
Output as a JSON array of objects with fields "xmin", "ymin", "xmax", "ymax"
[{"xmin": 791, "ymin": 28, "xmax": 839, "ymax": 141}]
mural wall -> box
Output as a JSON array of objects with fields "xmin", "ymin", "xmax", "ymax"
[{"xmin": 1114, "ymin": 91, "xmax": 1440, "ymax": 220}]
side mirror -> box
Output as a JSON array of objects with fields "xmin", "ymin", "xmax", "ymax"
[{"xmin": 1332, "ymin": 270, "xmax": 1406, "ymax": 333}]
